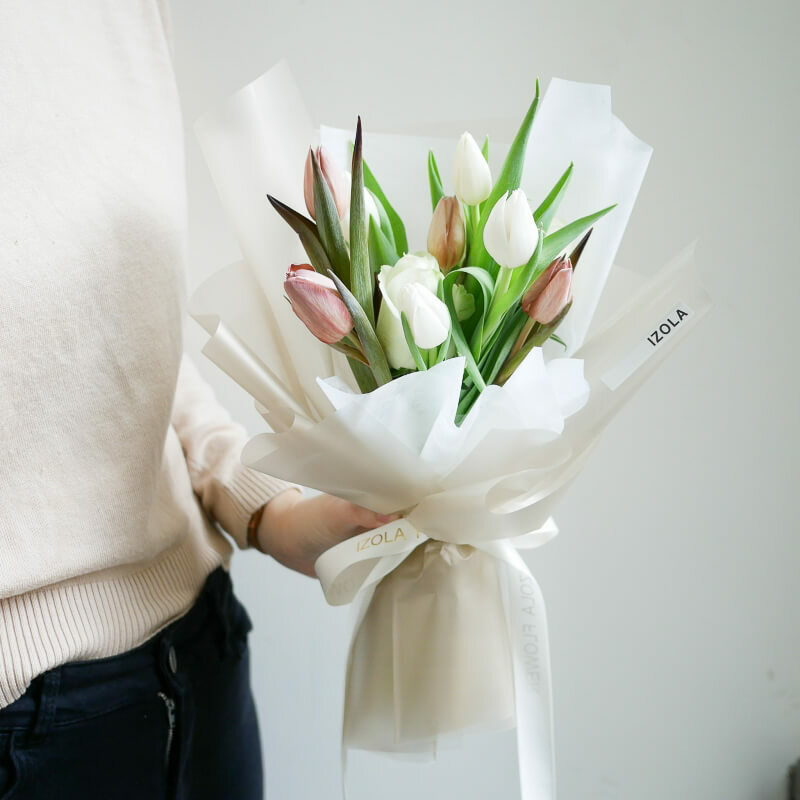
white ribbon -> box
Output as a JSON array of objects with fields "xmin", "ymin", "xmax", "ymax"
[{"xmin": 316, "ymin": 518, "xmax": 559, "ymax": 800}]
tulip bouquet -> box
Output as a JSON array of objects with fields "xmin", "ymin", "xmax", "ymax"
[
  {"xmin": 190, "ymin": 62, "xmax": 709, "ymax": 799},
  {"xmin": 271, "ymin": 83, "xmax": 614, "ymax": 423}
]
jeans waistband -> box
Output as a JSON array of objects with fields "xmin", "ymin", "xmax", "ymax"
[{"xmin": 0, "ymin": 566, "xmax": 250, "ymax": 737}]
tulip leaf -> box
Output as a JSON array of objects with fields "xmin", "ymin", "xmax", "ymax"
[
  {"xmin": 327, "ymin": 269, "xmax": 391, "ymax": 387},
  {"xmin": 472, "ymin": 80, "xmax": 541, "ymax": 270},
  {"xmin": 266, "ymin": 195, "xmax": 334, "ymax": 276},
  {"xmin": 550, "ymin": 333, "xmax": 568, "ymax": 349},
  {"xmin": 400, "ymin": 312, "xmax": 428, "ymax": 372},
  {"xmin": 368, "ymin": 216, "xmax": 398, "ymax": 274},
  {"xmin": 329, "ymin": 341, "xmax": 369, "ymax": 365},
  {"xmin": 481, "ymin": 135, "xmax": 489, "ymax": 163},
  {"xmin": 452, "ymin": 282, "xmax": 476, "ymax": 321},
  {"xmin": 443, "ymin": 269, "xmax": 488, "ymax": 392},
  {"xmin": 428, "ymin": 150, "xmax": 444, "ymax": 212},
  {"xmin": 369, "ymin": 190, "xmax": 397, "ymax": 249},
  {"xmin": 496, "ymin": 301, "xmax": 572, "ymax": 385},
  {"xmin": 311, "ymin": 151, "xmax": 351, "ymax": 285},
  {"xmin": 483, "ymin": 312, "xmax": 527, "ymax": 385},
  {"xmin": 533, "ymin": 162, "xmax": 573, "ymax": 233},
  {"xmin": 350, "ymin": 119, "xmax": 374, "ymax": 326},
  {"xmin": 362, "ymin": 158, "xmax": 409, "ymax": 256},
  {"xmin": 349, "ymin": 360, "xmax": 379, "ymax": 393},
  {"xmin": 538, "ymin": 204, "xmax": 616, "ymax": 269}
]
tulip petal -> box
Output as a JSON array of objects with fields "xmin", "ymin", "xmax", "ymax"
[
  {"xmin": 454, "ymin": 132, "xmax": 493, "ymax": 205},
  {"xmin": 311, "ymin": 150, "xmax": 351, "ymax": 285}
]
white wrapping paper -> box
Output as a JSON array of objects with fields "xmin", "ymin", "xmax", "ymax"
[{"xmin": 191, "ymin": 61, "xmax": 710, "ymax": 799}]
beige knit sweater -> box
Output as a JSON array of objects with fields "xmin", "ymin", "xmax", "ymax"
[{"xmin": 0, "ymin": 1, "xmax": 293, "ymax": 708}]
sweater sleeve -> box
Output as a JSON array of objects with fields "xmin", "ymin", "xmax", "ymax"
[{"xmin": 170, "ymin": 352, "xmax": 300, "ymax": 550}]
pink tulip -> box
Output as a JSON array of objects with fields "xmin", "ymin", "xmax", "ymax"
[
  {"xmin": 303, "ymin": 147, "xmax": 349, "ymax": 220},
  {"xmin": 427, "ymin": 196, "xmax": 465, "ymax": 272},
  {"xmin": 522, "ymin": 256, "xmax": 573, "ymax": 324},
  {"xmin": 284, "ymin": 264, "xmax": 354, "ymax": 344}
]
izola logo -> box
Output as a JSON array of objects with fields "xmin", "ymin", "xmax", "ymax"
[
  {"xmin": 355, "ymin": 525, "xmax": 422, "ymax": 552},
  {"xmin": 647, "ymin": 307, "xmax": 689, "ymax": 347}
]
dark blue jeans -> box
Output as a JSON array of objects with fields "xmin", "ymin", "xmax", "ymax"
[{"xmin": 0, "ymin": 566, "xmax": 263, "ymax": 799}]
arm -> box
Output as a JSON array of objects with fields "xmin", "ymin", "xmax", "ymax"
[
  {"xmin": 171, "ymin": 353, "xmax": 395, "ymax": 573},
  {"xmin": 170, "ymin": 351, "xmax": 299, "ymax": 551}
]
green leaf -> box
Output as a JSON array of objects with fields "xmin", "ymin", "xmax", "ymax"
[
  {"xmin": 368, "ymin": 190, "xmax": 396, "ymax": 249},
  {"xmin": 401, "ymin": 312, "xmax": 427, "ymax": 372},
  {"xmin": 539, "ymin": 204, "xmax": 616, "ymax": 267},
  {"xmin": 329, "ymin": 341, "xmax": 368, "ymax": 365},
  {"xmin": 452, "ymin": 282, "xmax": 476, "ymax": 321},
  {"xmin": 496, "ymin": 301, "xmax": 572, "ymax": 385},
  {"xmin": 550, "ymin": 333, "xmax": 567, "ymax": 349},
  {"xmin": 266, "ymin": 195, "xmax": 334, "ymax": 276},
  {"xmin": 472, "ymin": 80, "xmax": 541, "ymax": 269},
  {"xmin": 349, "ymin": 118, "xmax": 374, "ymax": 326},
  {"xmin": 533, "ymin": 162, "xmax": 573, "ymax": 232},
  {"xmin": 362, "ymin": 158, "xmax": 409, "ymax": 255},
  {"xmin": 348, "ymin": 359, "xmax": 378, "ymax": 393},
  {"xmin": 327, "ymin": 269, "xmax": 391, "ymax": 386},
  {"xmin": 311, "ymin": 151, "xmax": 350, "ymax": 284},
  {"xmin": 368, "ymin": 216, "xmax": 398, "ymax": 274},
  {"xmin": 481, "ymin": 135, "xmax": 489, "ymax": 163},
  {"xmin": 428, "ymin": 150, "xmax": 444, "ymax": 212},
  {"xmin": 443, "ymin": 269, "xmax": 489, "ymax": 392}
]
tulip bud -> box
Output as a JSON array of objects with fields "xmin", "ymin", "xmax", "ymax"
[
  {"xmin": 453, "ymin": 132, "xmax": 492, "ymax": 205},
  {"xmin": 483, "ymin": 189, "xmax": 539, "ymax": 269},
  {"xmin": 396, "ymin": 282, "xmax": 451, "ymax": 349},
  {"xmin": 304, "ymin": 147, "xmax": 349, "ymax": 220},
  {"xmin": 284, "ymin": 264, "xmax": 354, "ymax": 344},
  {"xmin": 376, "ymin": 252, "xmax": 449, "ymax": 369},
  {"xmin": 522, "ymin": 256, "xmax": 573, "ymax": 324},
  {"xmin": 427, "ymin": 196, "xmax": 466, "ymax": 272}
]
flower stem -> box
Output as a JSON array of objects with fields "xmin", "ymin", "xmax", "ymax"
[{"xmin": 509, "ymin": 317, "xmax": 536, "ymax": 359}]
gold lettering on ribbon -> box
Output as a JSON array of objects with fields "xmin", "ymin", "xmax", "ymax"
[{"xmin": 355, "ymin": 524, "xmax": 420, "ymax": 553}]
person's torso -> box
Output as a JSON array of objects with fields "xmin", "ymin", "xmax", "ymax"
[{"xmin": 0, "ymin": 0, "xmax": 191, "ymax": 595}]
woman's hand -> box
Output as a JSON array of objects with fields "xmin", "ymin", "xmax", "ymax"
[{"xmin": 256, "ymin": 489, "xmax": 397, "ymax": 577}]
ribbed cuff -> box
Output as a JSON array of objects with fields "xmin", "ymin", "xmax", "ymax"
[{"xmin": 221, "ymin": 465, "xmax": 301, "ymax": 550}]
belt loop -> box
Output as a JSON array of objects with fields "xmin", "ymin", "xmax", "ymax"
[{"xmin": 28, "ymin": 667, "xmax": 61, "ymax": 744}]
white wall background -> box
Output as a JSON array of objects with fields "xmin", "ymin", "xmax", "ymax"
[{"xmin": 169, "ymin": 0, "xmax": 800, "ymax": 797}]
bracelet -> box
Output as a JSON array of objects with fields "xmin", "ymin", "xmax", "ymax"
[{"xmin": 246, "ymin": 504, "xmax": 269, "ymax": 554}]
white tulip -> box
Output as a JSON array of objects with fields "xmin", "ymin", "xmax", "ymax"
[
  {"xmin": 483, "ymin": 188, "xmax": 539, "ymax": 269},
  {"xmin": 395, "ymin": 283, "xmax": 451, "ymax": 349},
  {"xmin": 340, "ymin": 172, "xmax": 380, "ymax": 244},
  {"xmin": 453, "ymin": 132, "xmax": 492, "ymax": 205},
  {"xmin": 376, "ymin": 252, "xmax": 450, "ymax": 369}
]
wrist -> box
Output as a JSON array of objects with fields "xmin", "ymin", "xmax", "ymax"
[{"xmin": 251, "ymin": 488, "xmax": 304, "ymax": 556}]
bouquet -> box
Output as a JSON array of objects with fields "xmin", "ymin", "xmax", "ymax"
[{"xmin": 190, "ymin": 61, "xmax": 710, "ymax": 798}]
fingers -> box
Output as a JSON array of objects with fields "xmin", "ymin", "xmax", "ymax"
[{"xmin": 350, "ymin": 503, "xmax": 400, "ymax": 532}]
